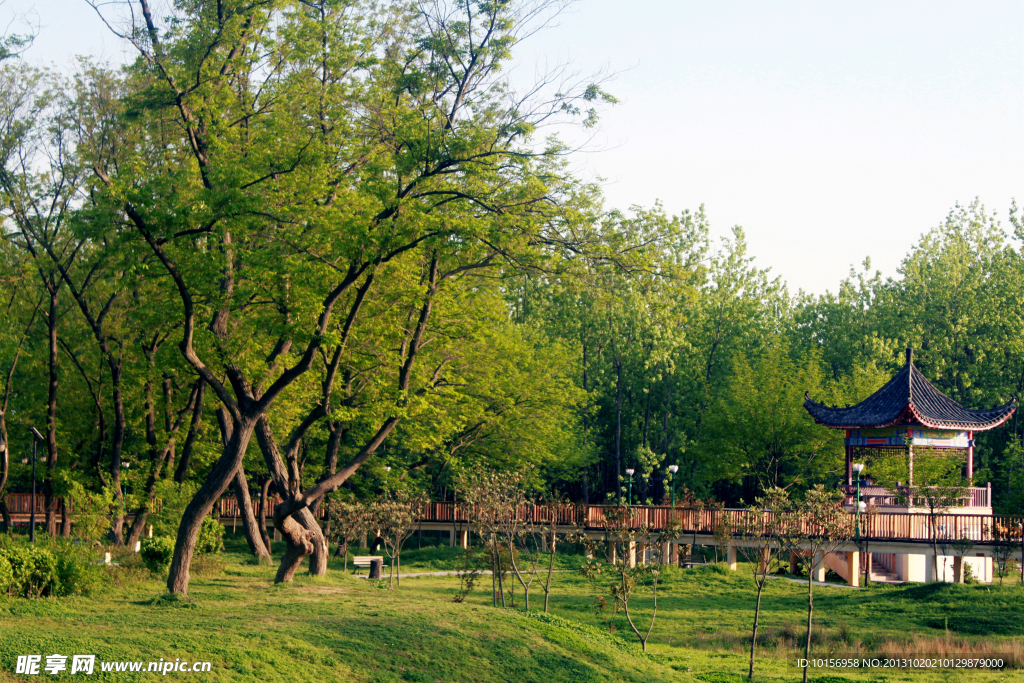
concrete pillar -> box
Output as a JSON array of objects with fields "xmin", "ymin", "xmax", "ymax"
[
  {"xmin": 848, "ymin": 551, "xmax": 860, "ymax": 587},
  {"xmin": 812, "ymin": 552, "xmax": 826, "ymax": 582},
  {"xmin": 953, "ymin": 556, "xmax": 965, "ymax": 584},
  {"xmin": 458, "ymin": 528, "xmax": 469, "ymax": 549},
  {"xmin": 637, "ymin": 542, "xmax": 647, "ymax": 566},
  {"xmin": 661, "ymin": 541, "xmax": 670, "ymax": 566},
  {"xmin": 449, "ymin": 527, "xmax": 456, "ymax": 547},
  {"xmin": 606, "ymin": 541, "xmax": 616, "ymax": 564},
  {"xmin": 758, "ymin": 547, "xmax": 770, "ymax": 575},
  {"xmin": 789, "ymin": 551, "xmax": 799, "ymax": 574},
  {"xmin": 628, "ymin": 541, "xmax": 637, "ymax": 568},
  {"xmin": 727, "ymin": 545, "xmax": 737, "ymax": 571},
  {"xmin": 669, "ymin": 542, "xmax": 679, "ymax": 565}
]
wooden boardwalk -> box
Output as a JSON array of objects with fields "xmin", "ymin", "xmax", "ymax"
[{"xmin": 6, "ymin": 494, "xmax": 1022, "ymax": 546}]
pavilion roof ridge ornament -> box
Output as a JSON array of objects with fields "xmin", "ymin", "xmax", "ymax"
[{"xmin": 804, "ymin": 346, "xmax": 1016, "ymax": 431}]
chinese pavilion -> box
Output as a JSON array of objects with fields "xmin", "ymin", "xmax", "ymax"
[{"xmin": 803, "ymin": 348, "xmax": 1016, "ymax": 508}]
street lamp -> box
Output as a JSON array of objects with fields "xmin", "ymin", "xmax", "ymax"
[
  {"xmin": 852, "ymin": 463, "xmax": 865, "ymax": 539},
  {"xmin": 625, "ymin": 468, "xmax": 635, "ymax": 506},
  {"xmin": 121, "ymin": 460, "xmax": 130, "ymax": 502},
  {"xmin": 668, "ymin": 465, "xmax": 679, "ymax": 508},
  {"xmin": 28, "ymin": 427, "xmax": 44, "ymax": 542}
]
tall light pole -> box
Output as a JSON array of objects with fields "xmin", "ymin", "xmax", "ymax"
[
  {"xmin": 28, "ymin": 427, "xmax": 44, "ymax": 542},
  {"xmin": 625, "ymin": 468, "xmax": 634, "ymax": 505},
  {"xmin": 121, "ymin": 460, "xmax": 130, "ymax": 502},
  {"xmin": 668, "ymin": 465, "xmax": 679, "ymax": 508},
  {"xmin": 852, "ymin": 462, "xmax": 865, "ymax": 539}
]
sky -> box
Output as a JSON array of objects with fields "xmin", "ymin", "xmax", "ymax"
[{"xmin": 3, "ymin": 0, "xmax": 1022, "ymax": 295}]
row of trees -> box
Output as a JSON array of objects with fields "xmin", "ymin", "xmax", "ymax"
[
  {"xmin": 0, "ymin": 0, "xmax": 1022, "ymax": 598},
  {"xmin": 0, "ymin": 0, "xmax": 628, "ymax": 595},
  {"xmin": 520, "ymin": 201, "xmax": 1024, "ymax": 508}
]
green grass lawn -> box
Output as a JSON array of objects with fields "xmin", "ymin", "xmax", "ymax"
[{"xmin": 1, "ymin": 534, "xmax": 1022, "ymax": 683}]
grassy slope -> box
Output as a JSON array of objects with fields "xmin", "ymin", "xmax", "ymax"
[{"xmin": 1, "ymin": 537, "xmax": 1022, "ymax": 683}]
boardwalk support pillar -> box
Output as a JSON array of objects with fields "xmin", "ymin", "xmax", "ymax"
[
  {"xmin": 628, "ymin": 541, "xmax": 637, "ymax": 568},
  {"xmin": 727, "ymin": 544, "xmax": 737, "ymax": 571},
  {"xmin": 849, "ymin": 551, "xmax": 860, "ymax": 587},
  {"xmin": 812, "ymin": 551, "xmax": 826, "ymax": 582}
]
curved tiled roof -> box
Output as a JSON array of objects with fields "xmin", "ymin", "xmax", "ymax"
[{"xmin": 804, "ymin": 350, "xmax": 1016, "ymax": 431}]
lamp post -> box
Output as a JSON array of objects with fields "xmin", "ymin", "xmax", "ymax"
[
  {"xmin": 120, "ymin": 460, "xmax": 131, "ymax": 503},
  {"xmin": 28, "ymin": 427, "xmax": 44, "ymax": 542},
  {"xmin": 852, "ymin": 462, "xmax": 865, "ymax": 539},
  {"xmin": 668, "ymin": 465, "xmax": 679, "ymax": 508},
  {"xmin": 625, "ymin": 468, "xmax": 635, "ymax": 505}
]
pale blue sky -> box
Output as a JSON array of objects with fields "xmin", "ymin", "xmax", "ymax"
[{"xmin": 4, "ymin": 0, "xmax": 1022, "ymax": 295}]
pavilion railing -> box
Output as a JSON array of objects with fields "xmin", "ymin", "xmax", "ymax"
[{"xmin": 839, "ymin": 484, "xmax": 992, "ymax": 509}]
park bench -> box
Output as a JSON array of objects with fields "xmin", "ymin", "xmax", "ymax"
[
  {"xmin": 352, "ymin": 556, "xmax": 384, "ymax": 575},
  {"xmin": 679, "ymin": 555, "xmax": 706, "ymax": 568}
]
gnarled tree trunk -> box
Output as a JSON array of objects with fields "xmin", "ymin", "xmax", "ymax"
[
  {"xmin": 167, "ymin": 418, "xmax": 256, "ymax": 595},
  {"xmin": 234, "ymin": 467, "xmax": 271, "ymax": 562}
]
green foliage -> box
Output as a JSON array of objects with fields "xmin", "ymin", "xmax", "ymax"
[
  {"xmin": 196, "ymin": 516, "xmax": 224, "ymax": 555},
  {"xmin": 52, "ymin": 541, "xmax": 100, "ymax": 596},
  {"xmin": 149, "ymin": 481, "xmax": 200, "ymax": 538},
  {"xmin": 140, "ymin": 535, "xmax": 176, "ymax": 573},
  {"xmin": 0, "ymin": 544, "xmax": 58, "ymax": 597},
  {"xmin": 0, "ymin": 552, "xmax": 13, "ymax": 594},
  {"xmin": 56, "ymin": 473, "xmax": 115, "ymax": 543},
  {"xmin": 703, "ymin": 341, "xmax": 842, "ymax": 491}
]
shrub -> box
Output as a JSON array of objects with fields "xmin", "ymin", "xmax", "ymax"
[
  {"xmin": 0, "ymin": 554, "xmax": 13, "ymax": 595},
  {"xmin": 53, "ymin": 541, "xmax": 99, "ymax": 596},
  {"xmin": 1, "ymin": 545, "xmax": 59, "ymax": 597},
  {"xmin": 197, "ymin": 515, "xmax": 224, "ymax": 554},
  {"xmin": 141, "ymin": 536, "xmax": 176, "ymax": 573}
]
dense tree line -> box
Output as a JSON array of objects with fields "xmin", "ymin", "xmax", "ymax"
[{"xmin": 0, "ymin": 1, "xmax": 1021, "ymax": 595}]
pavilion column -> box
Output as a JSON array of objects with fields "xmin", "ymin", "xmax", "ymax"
[
  {"xmin": 966, "ymin": 431, "xmax": 974, "ymax": 482},
  {"xmin": 845, "ymin": 439, "xmax": 853, "ymax": 486},
  {"xmin": 907, "ymin": 442, "xmax": 914, "ymax": 487}
]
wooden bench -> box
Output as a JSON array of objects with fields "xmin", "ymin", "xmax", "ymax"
[
  {"xmin": 679, "ymin": 555, "xmax": 706, "ymax": 568},
  {"xmin": 352, "ymin": 556, "xmax": 384, "ymax": 574}
]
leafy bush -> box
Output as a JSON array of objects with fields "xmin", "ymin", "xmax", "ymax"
[
  {"xmin": 53, "ymin": 541, "xmax": 99, "ymax": 596},
  {"xmin": 0, "ymin": 553, "xmax": 13, "ymax": 595},
  {"xmin": 197, "ymin": 515, "xmax": 223, "ymax": 554},
  {"xmin": 141, "ymin": 536, "xmax": 176, "ymax": 573},
  {"xmin": 0, "ymin": 545, "xmax": 59, "ymax": 597}
]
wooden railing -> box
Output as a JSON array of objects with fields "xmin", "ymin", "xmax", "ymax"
[
  {"xmin": 5, "ymin": 493, "xmax": 1022, "ymax": 545},
  {"xmin": 839, "ymin": 484, "xmax": 992, "ymax": 509},
  {"xmin": 414, "ymin": 502, "xmax": 1024, "ymax": 545}
]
